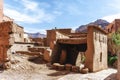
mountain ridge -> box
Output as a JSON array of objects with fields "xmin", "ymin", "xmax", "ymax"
[
  {"xmin": 75, "ymin": 19, "xmax": 110, "ymax": 32},
  {"xmin": 26, "ymin": 32, "xmax": 46, "ymax": 38}
]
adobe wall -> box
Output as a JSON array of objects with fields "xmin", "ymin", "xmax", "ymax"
[
  {"xmin": 85, "ymin": 26, "xmax": 107, "ymax": 72},
  {"xmin": 12, "ymin": 23, "xmax": 24, "ymax": 42},
  {"xmin": 0, "ymin": 21, "xmax": 12, "ymax": 64},
  {"xmin": 46, "ymin": 30, "xmax": 56, "ymax": 47},
  {"xmin": 0, "ymin": 0, "xmax": 3, "ymax": 22},
  {"xmin": 47, "ymin": 29, "xmax": 71, "ymax": 49},
  {"xmin": 46, "ymin": 30, "xmax": 56, "ymax": 49},
  {"xmin": 46, "ymin": 29, "xmax": 71, "ymax": 47},
  {"xmin": 56, "ymin": 31, "xmax": 69, "ymax": 39},
  {"xmin": 24, "ymin": 33, "xmax": 31, "ymax": 43},
  {"xmin": 10, "ymin": 43, "xmax": 34, "ymax": 53},
  {"xmin": 85, "ymin": 26, "xmax": 94, "ymax": 71}
]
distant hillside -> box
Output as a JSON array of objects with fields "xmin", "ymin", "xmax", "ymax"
[
  {"xmin": 76, "ymin": 19, "xmax": 110, "ymax": 32},
  {"xmin": 27, "ymin": 32, "xmax": 46, "ymax": 38}
]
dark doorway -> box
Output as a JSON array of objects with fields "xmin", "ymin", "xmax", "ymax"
[{"xmin": 59, "ymin": 43, "xmax": 87, "ymax": 65}]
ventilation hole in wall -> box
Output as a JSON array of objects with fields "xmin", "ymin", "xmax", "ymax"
[{"xmin": 100, "ymin": 52, "xmax": 102, "ymax": 62}]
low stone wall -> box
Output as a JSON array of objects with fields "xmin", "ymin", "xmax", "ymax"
[
  {"xmin": 28, "ymin": 47, "xmax": 45, "ymax": 53},
  {"xmin": 9, "ymin": 43, "xmax": 34, "ymax": 53}
]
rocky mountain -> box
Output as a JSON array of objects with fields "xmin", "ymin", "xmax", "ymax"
[
  {"xmin": 27, "ymin": 32, "xmax": 46, "ymax": 38},
  {"xmin": 75, "ymin": 19, "xmax": 110, "ymax": 32}
]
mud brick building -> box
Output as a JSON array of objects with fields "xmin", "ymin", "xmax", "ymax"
[
  {"xmin": 50, "ymin": 25, "xmax": 108, "ymax": 72},
  {"xmin": 46, "ymin": 28, "xmax": 71, "ymax": 49},
  {"xmin": 85, "ymin": 26, "xmax": 108, "ymax": 72},
  {"xmin": 11, "ymin": 23, "xmax": 24, "ymax": 42},
  {"xmin": 0, "ymin": 21, "xmax": 13, "ymax": 66}
]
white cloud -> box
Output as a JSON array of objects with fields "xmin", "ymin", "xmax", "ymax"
[
  {"xmin": 4, "ymin": 0, "xmax": 56, "ymax": 23},
  {"xmin": 21, "ymin": 0, "xmax": 38, "ymax": 11},
  {"xmin": 101, "ymin": 0, "xmax": 120, "ymax": 22},
  {"xmin": 53, "ymin": 0, "xmax": 82, "ymax": 16},
  {"xmin": 102, "ymin": 13, "xmax": 120, "ymax": 22}
]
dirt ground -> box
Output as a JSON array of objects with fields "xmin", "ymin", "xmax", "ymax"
[{"xmin": 0, "ymin": 53, "xmax": 117, "ymax": 80}]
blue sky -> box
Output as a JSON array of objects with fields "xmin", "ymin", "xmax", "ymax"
[{"xmin": 4, "ymin": 0, "xmax": 120, "ymax": 34}]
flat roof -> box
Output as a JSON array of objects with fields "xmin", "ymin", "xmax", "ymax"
[{"xmin": 57, "ymin": 38, "xmax": 87, "ymax": 44}]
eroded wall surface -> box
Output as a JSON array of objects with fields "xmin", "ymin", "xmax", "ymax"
[
  {"xmin": 85, "ymin": 26, "xmax": 107, "ymax": 72},
  {"xmin": 0, "ymin": 21, "xmax": 12, "ymax": 64},
  {"xmin": 12, "ymin": 23, "xmax": 24, "ymax": 42}
]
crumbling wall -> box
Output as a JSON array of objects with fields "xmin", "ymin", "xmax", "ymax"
[
  {"xmin": 12, "ymin": 23, "xmax": 24, "ymax": 42},
  {"xmin": 0, "ymin": 21, "xmax": 12, "ymax": 65},
  {"xmin": 85, "ymin": 25, "xmax": 108, "ymax": 72},
  {"xmin": 56, "ymin": 31, "xmax": 69, "ymax": 39},
  {"xmin": 46, "ymin": 30, "xmax": 56, "ymax": 49},
  {"xmin": 10, "ymin": 43, "xmax": 34, "ymax": 53},
  {"xmin": 46, "ymin": 29, "xmax": 71, "ymax": 47}
]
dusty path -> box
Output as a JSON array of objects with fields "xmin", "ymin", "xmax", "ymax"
[{"xmin": 0, "ymin": 54, "xmax": 117, "ymax": 80}]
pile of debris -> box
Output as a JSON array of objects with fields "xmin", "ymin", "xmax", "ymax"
[{"xmin": 51, "ymin": 63, "xmax": 89, "ymax": 74}]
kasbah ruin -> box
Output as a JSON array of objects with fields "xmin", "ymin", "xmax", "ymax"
[{"xmin": 0, "ymin": 0, "xmax": 120, "ymax": 80}]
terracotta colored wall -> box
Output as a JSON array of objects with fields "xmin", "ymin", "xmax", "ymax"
[
  {"xmin": 85, "ymin": 26, "xmax": 94, "ymax": 71},
  {"xmin": 85, "ymin": 26, "xmax": 107, "ymax": 72},
  {"xmin": 0, "ymin": 21, "xmax": 12, "ymax": 64},
  {"xmin": 0, "ymin": 0, "xmax": 3, "ymax": 22},
  {"xmin": 47, "ymin": 30, "xmax": 56, "ymax": 49},
  {"xmin": 47, "ymin": 29, "xmax": 71, "ymax": 49},
  {"xmin": 31, "ymin": 38, "xmax": 43, "ymax": 46},
  {"xmin": 46, "ymin": 29, "xmax": 71, "ymax": 47}
]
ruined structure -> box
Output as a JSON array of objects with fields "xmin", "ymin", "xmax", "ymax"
[
  {"xmin": 12, "ymin": 23, "xmax": 24, "ymax": 42},
  {"xmin": 31, "ymin": 38, "xmax": 44, "ymax": 46},
  {"xmin": 85, "ymin": 26, "xmax": 108, "ymax": 72},
  {"xmin": 50, "ymin": 25, "xmax": 108, "ymax": 72},
  {"xmin": 24, "ymin": 32, "xmax": 31, "ymax": 43},
  {"xmin": 0, "ymin": 21, "xmax": 13, "ymax": 67},
  {"xmin": 46, "ymin": 28, "xmax": 71, "ymax": 49}
]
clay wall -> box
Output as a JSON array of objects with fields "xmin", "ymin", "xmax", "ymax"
[
  {"xmin": 46, "ymin": 29, "xmax": 71, "ymax": 49},
  {"xmin": 0, "ymin": 21, "xmax": 13, "ymax": 64},
  {"xmin": 85, "ymin": 26, "xmax": 108, "ymax": 72},
  {"xmin": 12, "ymin": 23, "xmax": 24, "ymax": 42}
]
